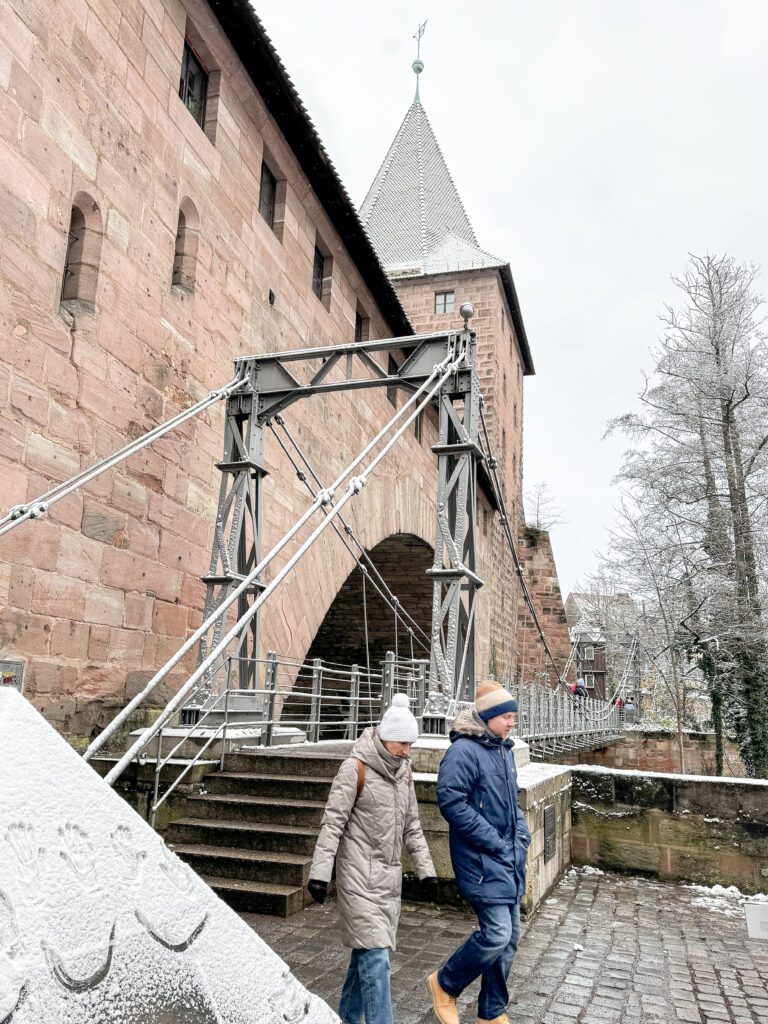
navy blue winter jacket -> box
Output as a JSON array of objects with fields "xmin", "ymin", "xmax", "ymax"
[{"xmin": 436, "ymin": 708, "xmax": 531, "ymax": 905}]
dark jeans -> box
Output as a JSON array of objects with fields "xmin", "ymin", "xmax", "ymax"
[
  {"xmin": 338, "ymin": 947, "xmax": 393, "ymax": 1024},
  {"xmin": 438, "ymin": 901, "xmax": 521, "ymax": 1019}
]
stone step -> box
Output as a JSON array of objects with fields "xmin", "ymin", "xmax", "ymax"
[
  {"xmin": 89, "ymin": 756, "xmax": 219, "ymax": 786},
  {"xmin": 206, "ymin": 771, "xmax": 334, "ymax": 801},
  {"xmin": 224, "ymin": 750, "xmax": 347, "ymax": 777},
  {"xmin": 166, "ymin": 818, "xmax": 320, "ymax": 856},
  {"xmin": 185, "ymin": 792, "xmax": 326, "ymax": 827},
  {"xmin": 170, "ymin": 843, "xmax": 311, "ymax": 886},
  {"xmin": 199, "ymin": 874, "xmax": 305, "ymax": 917}
]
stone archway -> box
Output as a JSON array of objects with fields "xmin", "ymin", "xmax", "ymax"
[
  {"xmin": 305, "ymin": 532, "xmax": 434, "ymax": 671},
  {"xmin": 278, "ymin": 533, "xmax": 434, "ymax": 737}
]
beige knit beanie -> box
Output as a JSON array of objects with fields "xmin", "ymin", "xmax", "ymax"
[{"xmin": 475, "ymin": 679, "xmax": 519, "ymax": 722}]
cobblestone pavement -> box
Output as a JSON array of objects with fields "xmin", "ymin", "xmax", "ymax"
[{"xmin": 245, "ymin": 868, "xmax": 768, "ymax": 1024}]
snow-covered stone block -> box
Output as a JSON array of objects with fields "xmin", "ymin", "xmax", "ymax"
[{"xmin": 0, "ymin": 689, "xmax": 338, "ymax": 1023}]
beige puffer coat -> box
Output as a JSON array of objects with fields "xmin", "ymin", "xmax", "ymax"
[{"xmin": 309, "ymin": 727, "xmax": 435, "ymax": 950}]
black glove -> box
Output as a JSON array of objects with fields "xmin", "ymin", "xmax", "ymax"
[
  {"xmin": 421, "ymin": 876, "xmax": 439, "ymax": 902},
  {"xmin": 307, "ymin": 879, "xmax": 328, "ymax": 905}
]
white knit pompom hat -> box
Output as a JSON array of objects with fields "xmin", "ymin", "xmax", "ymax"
[{"xmin": 378, "ymin": 693, "xmax": 419, "ymax": 743}]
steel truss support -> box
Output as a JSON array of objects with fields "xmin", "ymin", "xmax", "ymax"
[
  {"xmin": 195, "ymin": 327, "xmax": 482, "ymax": 717},
  {"xmin": 424, "ymin": 332, "xmax": 483, "ymax": 731},
  {"xmin": 197, "ymin": 386, "xmax": 265, "ymax": 701}
]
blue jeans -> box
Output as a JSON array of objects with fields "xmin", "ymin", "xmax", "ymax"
[
  {"xmin": 338, "ymin": 947, "xmax": 392, "ymax": 1024},
  {"xmin": 438, "ymin": 902, "xmax": 521, "ymax": 1019}
]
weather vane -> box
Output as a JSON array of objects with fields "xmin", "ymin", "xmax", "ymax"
[
  {"xmin": 413, "ymin": 20, "xmax": 428, "ymax": 59},
  {"xmin": 412, "ymin": 20, "xmax": 427, "ymax": 100}
]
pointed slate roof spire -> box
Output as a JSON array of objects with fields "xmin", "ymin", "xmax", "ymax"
[{"xmin": 360, "ymin": 56, "xmax": 504, "ymax": 278}]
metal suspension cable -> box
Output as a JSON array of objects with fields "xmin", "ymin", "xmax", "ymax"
[
  {"xmin": 0, "ymin": 378, "xmax": 244, "ymax": 538},
  {"xmin": 267, "ymin": 420, "xmax": 430, "ymax": 653},
  {"xmin": 272, "ymin": 415, "xmax": 433, "ymax": 650},
  {"xmin": 86, "ymin": 352, "xmax": 455, "ymax": 763},
  {"xmin": 103, "ymin": 352, "xmax": 462, "ymax": 784},
  {"xmin": 477, "ymin": 398, "xmax": 564, "ymax": 685}
]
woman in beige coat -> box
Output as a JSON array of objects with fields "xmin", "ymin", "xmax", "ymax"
[{"xmin": 308, "ymin": 693, "xmax": 437, "ymax": 1024}]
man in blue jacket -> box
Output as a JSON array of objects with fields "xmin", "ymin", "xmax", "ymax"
[{"xmin": 427, "ymin": 680, "xmax": 531, "ymax": 1024}]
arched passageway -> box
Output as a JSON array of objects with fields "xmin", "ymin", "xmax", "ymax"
[
  {"xmin": 280, "ymin": 534, "xmax": 434, "ymax": 737},
  {"xmin": 305, "ymin": 532, "xmax": 434, "ymax": 670}
]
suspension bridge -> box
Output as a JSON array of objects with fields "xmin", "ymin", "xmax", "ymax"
[
  {"xmin": 2, "ymin": 318, "xmax": 631, "ymax": 767},
  {"xmin": 2, "ymin": 317, "xmax": 636, "ymax": 913}
]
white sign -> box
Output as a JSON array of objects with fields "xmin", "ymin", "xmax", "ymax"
[
  {"xmin": 745, "ymin": 902, "xmax": 768, "ymax": 940},
  {"xmin": 0, "ymin": 660, "xmax": 23, "ymax": 694}
]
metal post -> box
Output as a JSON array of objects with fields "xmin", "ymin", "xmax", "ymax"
[
  {"xmin": 381, "ymin": 651, "xmax": 395, "ymax": 717},
  {"xmin": 262, "ymin": 651, "xmax": 277, "ymax": 747},
  {"xmin": 219, "ymin": 661, "xmax": 232, "ymax": 771},
  {"xmin": 149, "ymin": 726, "xmax": 163, "ymax": 829},
  {"xmin": 424, "ymin": 326, "xmax": 482, "ymax": 733},
  {"xmin": 347, "ymin": 664, "xmax": 360, "ymax": 740},
  {"xmin": 198, "ymin": 372, "xmax": 266, "ymax": 703},
  {"xmin": 309, "ymin": 658, "xmax": 322, "ymax": 743},
  {"xmin": 415, "ymin": 661, "xmax": 427, "ymax": 722}
]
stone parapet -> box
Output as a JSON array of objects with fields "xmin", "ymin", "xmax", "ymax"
[
  {"xmin": 571, "ymin": 765, "xmax": 768, "ymax": 893},
  {"xmin": 408, "ymin": 762, "xmax": 572, "ymax": 917}
]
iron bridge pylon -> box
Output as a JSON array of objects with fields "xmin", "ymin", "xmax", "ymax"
[{"xmin": 196, "ymin": 324, "xmax": 484, "ymax": 733}]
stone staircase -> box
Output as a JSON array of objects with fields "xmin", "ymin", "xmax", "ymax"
[{"xmin": 166, "ymin": 748, "xmax": 347, "ymax": 917}]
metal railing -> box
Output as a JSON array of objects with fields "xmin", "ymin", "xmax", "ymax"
[
  {"xmin": 136, "ymin": 652, "xmax": 622, "ymax": 826},
  {"xmin": 511, "ymin": 681, "xmax": 622, "ymax": 757},
  {"xmin": 146, "ymin": 651, "xmax": 395, "ymax": 827}
]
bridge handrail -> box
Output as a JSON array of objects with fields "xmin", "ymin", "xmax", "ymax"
[{"xmin": 143, "ymin": 656, "xmax": 622, "ymax": 826}]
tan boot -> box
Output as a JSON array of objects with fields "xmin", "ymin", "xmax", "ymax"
[
  {"xmin": 426, "ymin": 971, "xmax": 459, "ymax": 1024},
  {"xmin": 477, "ymin": 1016, "xmax": 510, "ymax": 1024}
]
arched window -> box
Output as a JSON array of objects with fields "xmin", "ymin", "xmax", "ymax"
[
  {"xmin": 60, "ymin": 192, "xmax": 102, "ymax": 309},
  {"xmin": 172, "ymin": 197, "xmax": 199, "ymax": 292}
]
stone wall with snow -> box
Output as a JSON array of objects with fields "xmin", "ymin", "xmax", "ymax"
[
  {"xmin": 571, "ymin": 764, "xmax": 768, "ymax": 892},
  {"xmin": 0, "ymin": 689, "xmax": 337, "ymax": 1024}
]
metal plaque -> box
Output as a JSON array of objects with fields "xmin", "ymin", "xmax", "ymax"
[
  {"xmin": 543, "ymin": 803, "xmax": 556, "ymax": 863},
  {"xmin": 0, "ymin": 660, "xmax": 24, "ymax": 694}
]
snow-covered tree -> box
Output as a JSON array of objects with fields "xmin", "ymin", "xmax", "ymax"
[{"xmin": 604, "ymin": 254, "xmax": 768, "ymax": 777}]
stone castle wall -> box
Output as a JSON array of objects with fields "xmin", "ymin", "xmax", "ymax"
[
  {"xmin": 558, "ymin": 729, "xmax": 747, "ymax": 777},
  {"xmin": 516, "ymin": 526, "xmax": 573, "ymax": 683},
  {"xmin": 0, "ymin": 0, "xmax": 542, "ymax": 733},
  {"xmin": 0, "ymin": 0, "xmax": 444, "ymax": 734}
]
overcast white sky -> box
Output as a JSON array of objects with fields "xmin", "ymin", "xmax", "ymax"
[{"xmin": 256, "ymin": 0, "xmax": 768, "ymax": 596}]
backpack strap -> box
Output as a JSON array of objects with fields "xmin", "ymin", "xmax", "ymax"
[{"xmin": 354, "ymin": 757, "xmax": 365, "ymax": 800}]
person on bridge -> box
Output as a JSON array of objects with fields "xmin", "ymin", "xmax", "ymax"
[
  {"xmin": 307, "ymin": 693, "xmax": 437, "ymax": 1024},
  {"xmin": 427, "ymin": 680, "xmax": 531, "ymax": 1024},
  {"xmin": 571, "ymin": 678, "xmax": 587, "ymax": 699}
]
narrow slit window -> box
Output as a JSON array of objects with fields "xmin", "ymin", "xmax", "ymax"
[
  {"xmin": 171, "ymin": 198, "xmax": 199, "ymax": 293},
  {"xmin": 259, "ymin": 161, "xmax": 277, "ymax": 229},
  {"xmin": 312, "ymin": 247, "xmax": 324, "ymax": 300},
  {"xmin": 60, "ymin": 194, "xmax": 102, "ymax": 310},
  {"xmin": 354, "ymin": 308, "xmax": 370, "ymax": 343},
  {"xmin": 61, "ymin": 208, "xmax": 86, "ymax": 302},
  {"xmin": 434, "ymin": 290, "xmax": 454, "ymax": 314},
  {"xmin": 414, "ymin": 410, "xmax": 423, "ymax": 442},
  {"xmin": 179, "ymin": 39, "xmax": 208, "ymax": 129}
]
